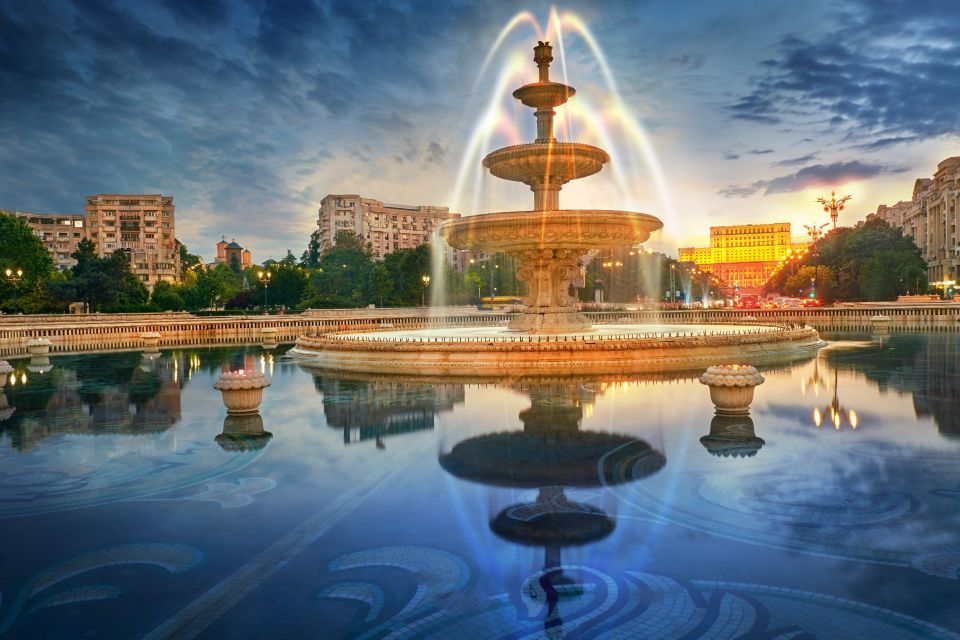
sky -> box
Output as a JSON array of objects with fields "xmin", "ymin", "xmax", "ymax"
[{"xmin": 1, "ymin": 0, "xmax": 958, "ymax": 262}]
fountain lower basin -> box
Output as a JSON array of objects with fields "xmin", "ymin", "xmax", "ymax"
[{"xmin": 290, "ymin": 322, "xmax": 824, "ymax": 377}]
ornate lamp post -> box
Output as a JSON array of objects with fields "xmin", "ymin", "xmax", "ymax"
[
  {"xmin": 817, "ymin": 192, "xmax": 852, "ymax": 291},
  {"xmin": 4, "ymin": 268, "xmax": 23, "ymax": 314},
  {"xmin": 421, "ymin": 274, "xmax": 431, "ymax": 306},
  {"xmin": 257, "ymin": 270, "xmax": 272, "ymax": 313},
  {"xmin": 816, "ymin": 191, "xmax": 853, "ymax": 230}
]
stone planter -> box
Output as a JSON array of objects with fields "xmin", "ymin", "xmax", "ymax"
[
  {"xmin": 141, "ymin": 332, "xmax": 162, "ymax": 352},
  {"xmin": 213, "ymin": 370, "xmax": 271, "ymax": 414},
  {"xmin": 26, "ymin": 338, "xmax": 52, "ymax": 356},
  {"xmin": 0, "ymin": 361, "xmax": 12, "ymax": 389},
  {"xmin": 699, "ymin": 364, "xmax": 765, "ymax": 415}
]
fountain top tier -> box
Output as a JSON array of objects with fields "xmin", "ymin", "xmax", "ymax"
[
  {"xmin": 482, "ymin": 41, "xmax": 610, "ymax": 211},
  {"xmin": 439, "ymin": 41, "xmax": 664, "ymax": 333}
]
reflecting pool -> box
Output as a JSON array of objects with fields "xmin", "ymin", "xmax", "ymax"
[{"xmin": 0, "ymin": 333, "xmax": 958, "ymax": 639}]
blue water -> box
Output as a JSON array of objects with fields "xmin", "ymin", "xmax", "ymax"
[{"xmin": 0, "ymin": 333, "xmax": 958, "ymax": 639}]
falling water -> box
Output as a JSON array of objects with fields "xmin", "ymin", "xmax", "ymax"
[
  {"xmin": 430, "ymin": 230, "xmax": 447, "ymax": 312},
  {"xmin": 449, "ymin": 8, "xmax": 673, "ymax": 224}
]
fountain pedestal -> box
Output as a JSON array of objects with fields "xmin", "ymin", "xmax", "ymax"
[{"xmin": 510, "ymin": 248, "xmax": 590, "ymax": 332}]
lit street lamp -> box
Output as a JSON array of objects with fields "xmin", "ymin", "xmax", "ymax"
[
  {"xmin": 816, "ymin": 191, "xmax": 852, "ymax": 289},
  {"xmin": 816, "ymin": 191, "xmax": 853, "ymax": 230},
  {"xmin": 421, "ymin": 274, "xmax": 431, "ymax": 306},
  {"xmin": 257, "ymin": 270, "xmax": 272, "ymax": 313},
  {"xmin": 4, "ymin": 267, "xmax": 23, "ymax": 314}
]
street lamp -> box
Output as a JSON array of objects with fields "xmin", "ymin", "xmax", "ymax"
[
  {"xmin": 421, "ymin": 274, "xmax": 431, "ymax": 306},
  {"xmin": 257, "ymin": 270, "xmax": 272, "ymax": 313},
  {"xmin": 4, "ymin": 267, "xmax": 23, "ymax": 314},
  {"xmin": 816, "ymin": 191, "xmax": 853, "ymax": 230},
  {"xmin": 816, "ymin": 191, "xmax": 852, "ymax": 290}
]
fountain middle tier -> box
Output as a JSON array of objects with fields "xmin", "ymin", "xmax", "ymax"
[
  {"xmin": 483, "ymin": 142, "xmax": 609, "ymax": 210},
  {"xmin": 441, "ymin": 209, "xmax": 662, "ymax": 333}
]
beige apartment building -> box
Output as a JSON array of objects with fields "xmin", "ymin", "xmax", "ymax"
[
  {"xmin": 871, "ymin": 157, "xmax": 960, "ymax": 284},
  {"xmin": 317, "ymin": 194, "xmax": 459, "ymax": 260},
  {"xmin": 4, "ymin": 210, "xmax": 86, "ymax": 270},
  {"xmin": 679, "ymin": 223, "xmax": 808, "ymax": 292},
  {"xmin": 84, "ymin": 194, "xmax": 180, "ymax": 287}
]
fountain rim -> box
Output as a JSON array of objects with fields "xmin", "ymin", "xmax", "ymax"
[{"xmin": 289, "ymin": 324, "xmax": 826, "ymax": 377}]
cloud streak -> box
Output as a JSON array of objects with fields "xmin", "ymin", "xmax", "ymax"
[{"xmin": 719, "ymin": 161, "xmax": 904, "ymax": 198}]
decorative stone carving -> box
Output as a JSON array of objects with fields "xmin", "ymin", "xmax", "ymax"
[
  {"xmin": 26, "ymin": 338, "xmax": 52, "ymax": 356},
  {"xmin": 699, "ymin": 364, "xmax": 765, "ymax": 415},
  {"xmin": 213, "ymin": 370, "xmax": 271, "ymax": 414},
  {"xmin": 0, "ymin": 361, "xmax": 12, "ymax": 389}
]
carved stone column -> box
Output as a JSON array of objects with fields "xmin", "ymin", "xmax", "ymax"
[{"xmin": 508, "ymin": 248, "xmax": 592, "ymax": 333}]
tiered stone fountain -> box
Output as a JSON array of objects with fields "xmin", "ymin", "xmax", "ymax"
[
  {"xmin": 290, "ymin": 42, "xmax": 824, "ymax": 376},
  {"xmin": 441, "ymin": 41, "xmax": 661, "ymax": 333}
]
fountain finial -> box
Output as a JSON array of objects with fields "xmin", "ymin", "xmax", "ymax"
[{"xmin": 534, "ymin": 41, "xmax": 552, "ymax": 82}]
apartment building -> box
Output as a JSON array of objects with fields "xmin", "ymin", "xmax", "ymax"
[
  {"xmin": 317, "ymin": 194, "xmax": 459, "ymax": 260},
  {"xmin": 84, "ymin": 194, "xmax": 180, "ymax": 287},
  {"xmin": 4, "ymin": 210, "xmax": 86, "ymax": 270}
]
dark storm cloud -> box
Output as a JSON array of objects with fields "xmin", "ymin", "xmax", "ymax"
[
  {"xmin": 0, "ymin": 0, "xmax": 490, "ymax": 254},
  {"xmin": 719, "ymin": 160, "xmax": 903, "ymax": 198},
  {"xmin": 728, "ymin": 0, "xmax": 960, "ymax": 143}
]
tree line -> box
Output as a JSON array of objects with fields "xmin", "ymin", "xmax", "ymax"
[{"xmin": 764, "ymin": 218, "xmax": 928, "ymax": 302}]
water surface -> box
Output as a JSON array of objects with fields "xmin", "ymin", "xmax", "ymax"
[{"xmin": 0, "ymin": 333, "xmax": 958, "ymax": 639}]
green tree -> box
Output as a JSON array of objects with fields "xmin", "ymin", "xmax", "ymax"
[
  {"xmin": 302, "ymin": 231, "xmax": 373, "ymax": 308},
  {"xmin": 177, "ymin": 239, "xmax": 202, "ymax": 278},
  {"xmin": 151, "ymin": 280, "xmax": 185, "ymax": 310},
  {"xmin": 385, "ymin": 244, "xmax": 431, "ymax": 305},
  {"xmin": 764, "ymin": 219, "xmax": 925, "ymax": 302},
  {"xmin": 64, "ymin": 240, "xmax": 149, "ymax": 311},
  {"xmin": 301, "ymin": 229, "xmax": 322, "ymax": 268},
  {"xmin": 180, "ymin": 263, "xmax": 240, "ymax": 309},
  {"xmin": 364, "ymin": 262, "xmax": 394, "ymax": 307},
  {"xmin": 255, "ymin": 264, "xmax": 307, "ymax": 310},
  {"xmin": 0, "ymin": 212, "xmax": 55, "ymax": 312}
]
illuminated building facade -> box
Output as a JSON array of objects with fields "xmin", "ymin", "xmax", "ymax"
[{"xmin": 679, "ymin": 223, "xmax": 807, "ymax": 292}]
